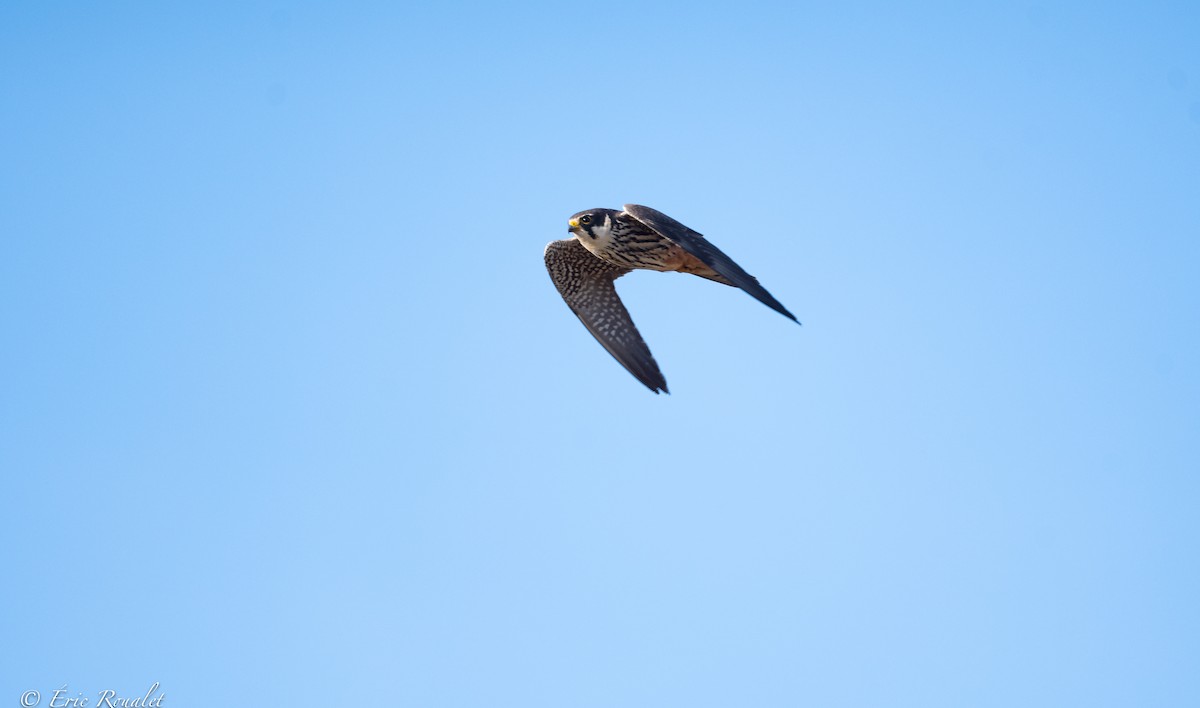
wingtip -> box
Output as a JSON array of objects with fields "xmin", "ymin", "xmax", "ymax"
[{"xmin": 642, "ymin": 378, "xmax": 669, "ymax": 394}]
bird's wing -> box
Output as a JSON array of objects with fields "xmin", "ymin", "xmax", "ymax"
[
  {"xmin": 544, "ymin": 238, "xmax": 668, "ymax": 394},
  {"xmin": 623, "ymin": 204, "xmax": 799, "ymax": 323}
]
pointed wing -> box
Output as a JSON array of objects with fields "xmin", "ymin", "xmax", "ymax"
[
  {"xmin": 623, "ymin": 204, "xmax": 799, "ymax": 323},
  {"xmin": 544, "ymin": 238, "xmax": 668, "ymax": 394}
]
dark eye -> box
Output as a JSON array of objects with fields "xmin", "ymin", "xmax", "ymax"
[{"xmin": 580, "ymin": 215, "xmax": 591, "ymax": 224}]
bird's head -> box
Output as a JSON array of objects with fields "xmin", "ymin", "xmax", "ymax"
[{"xmin": 567, "ymin": 209, "xmax": 617, "ymax": 240}]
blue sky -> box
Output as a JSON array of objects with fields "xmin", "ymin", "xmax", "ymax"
[{"xmin": 2, "ymin": 2, "xmax": 1199, "ymax": 706}]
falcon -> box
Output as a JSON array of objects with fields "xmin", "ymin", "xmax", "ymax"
[{"xmin": 544, "ymin": 204, "xmax": 798, "ymax": 394}]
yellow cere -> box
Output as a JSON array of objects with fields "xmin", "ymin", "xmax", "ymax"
[{"xmin": 568, "ymin": 218, "xmax": 580, "ymax": 228}]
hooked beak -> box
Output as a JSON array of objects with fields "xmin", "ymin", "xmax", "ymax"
[{"xmin": 568, "ymin": 218, "xmax": 580, "ymax": 229}]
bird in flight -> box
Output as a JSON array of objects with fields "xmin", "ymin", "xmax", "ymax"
[{"xmin": 544, "ymin": 204, "xmax": 798, "ymax": 394}]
